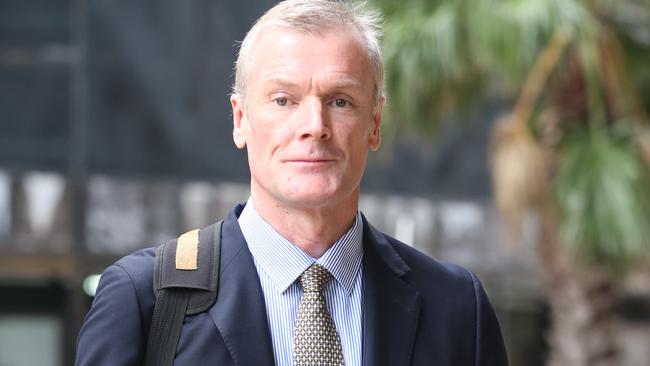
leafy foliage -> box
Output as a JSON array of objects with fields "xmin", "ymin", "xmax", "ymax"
[
  {"xmin": 555, "ymin": 124, "xmax": 650, "ymax": 272},
  {"xmin": 371, "ymin": 0, "xmax": 650, "ymax": 130},
  {"xmin": 370, "ymin": 0, "xmax": 650, "ymax": 274},
  {"xmin": 374, "ymin": 0, "xmax": 598, "ymax": 131}
]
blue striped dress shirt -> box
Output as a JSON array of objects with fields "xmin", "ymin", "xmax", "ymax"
[{"xmin": 238, "ymin": 199, "xmax": 364, "ymax": 366}]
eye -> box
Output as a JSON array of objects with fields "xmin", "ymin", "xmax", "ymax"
[
  {"xmin": 334, "ymin": 99, "xmax": 348, "ymax": 108},
  {"xmin": 275, "ymin": 97, "xmax": 288, "ymax": 106}
]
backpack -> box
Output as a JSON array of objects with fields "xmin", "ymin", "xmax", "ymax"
[{"xmin": 144, "ymin": 221, "xmax": 223, "ymax": 366}]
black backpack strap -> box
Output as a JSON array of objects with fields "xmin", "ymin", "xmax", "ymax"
[
  {"xmin": 145, "ymin": 288, "xmax": 191, "ymax": 366},
  {"xmin": 144, "ymin": 221, "xmax": 223, "ymax": 366}
]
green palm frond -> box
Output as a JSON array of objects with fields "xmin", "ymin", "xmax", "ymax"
[
  {"xmin": 381, "ymin": 2, "xmax": 479, "ymax": 132},
  {"xmin": 370, "ymin": 0, "xmax": 650, "ymax": 273},
  {"xmin": 555, "ymin": 123, "xmax": 650, "ymax": 272},
  {"xmin": 373, "ymin": 0, "xmax": 602, "ymax": 132},
  {"xmin": 468, "ymin": 0, "xmax": 592, "ymax": 89},
  {"xmin": 373, "ymin": 0, "xmax": 650, "ymax": 128}
]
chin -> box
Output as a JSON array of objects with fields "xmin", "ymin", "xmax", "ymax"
[
  {"xmin": 281, "ymin": 184, "xmax": 359, "ymax": 210},
  {"xmin": 284, "ymin": 192, "xmax": 339, "ymax": 208}
]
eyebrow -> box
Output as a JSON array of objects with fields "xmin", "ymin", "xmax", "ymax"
[
  {"xmin": 262, "ymin": 77, "xmax": 300, "ymax": 90},
  {"xmin": 262, "ymin": 76, "xmax": 364, "ymax": 92},
  {"xmin": 328, "ymin": 79, "xmax": 364, "ymax": 91}
]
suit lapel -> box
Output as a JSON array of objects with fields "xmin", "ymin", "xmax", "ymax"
[
  {"xmin": 362, "ymin": 218, "xmax": 422, "ymax": 366},
  {"xmin": 204, "ymin": 207, "xmax": 422, "ymax": 366},
  {"xmin": 208, "ymin": 206, "xmax": 275, "ymax": 366}
]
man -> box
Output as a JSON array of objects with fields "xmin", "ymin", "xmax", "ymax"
[{"xmin": 76, "ymin": 1, "xmax": 509, "ymax": 365}]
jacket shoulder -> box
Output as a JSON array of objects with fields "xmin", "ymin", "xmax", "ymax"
[
  {"xmin": 112, "ymin": 247, "xmax": 157, "ymax": 298},
  {"xmin": 75, "ymin": 247, "xmax": 157, "ymax": 366},
  {"xmin": 373, "ymin": 231, "xmax": 509, "ymax": 365},
  {"xmin": 381, "ymin": 232, "xmax": 476, "ymax": 289}
]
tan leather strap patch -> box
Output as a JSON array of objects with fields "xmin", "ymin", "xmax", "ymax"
[{"xmin": 176, "ymin": 229, "xmax": 200, "ymax": 270}]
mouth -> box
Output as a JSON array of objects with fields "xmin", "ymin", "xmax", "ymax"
[
  {"xmin": 283, "ymin": 158, "xmax": 337, "ymax": 168},
  {"xmin": 285, "ymin": 159, "xmax": 336, "ymax": 163}
]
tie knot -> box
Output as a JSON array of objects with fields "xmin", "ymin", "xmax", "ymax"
[{"xmin": 299, "ymin": 264, "xmax": 332, "ymax": 293}]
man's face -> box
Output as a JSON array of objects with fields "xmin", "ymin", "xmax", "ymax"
[{"xmin": 231, "ymin": 27, "xmax": 383, "ymax": 210}]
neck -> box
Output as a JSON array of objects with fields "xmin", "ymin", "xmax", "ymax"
[{"xmin": 250, "ymin": 191, "xmax": 359, "ymax": 259}]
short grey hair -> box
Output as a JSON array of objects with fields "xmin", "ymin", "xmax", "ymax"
[{"xmin": 232, "ymin": 0, "xmax": 385, "ymax": 105}]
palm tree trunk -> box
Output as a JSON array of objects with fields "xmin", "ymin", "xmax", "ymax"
[{"xmin": 538, "ymin": 206, "xmax": 622, "ymax": 366}]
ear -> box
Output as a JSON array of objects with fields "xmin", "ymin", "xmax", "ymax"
[
  {"xmin": 368, "ymin": 97, "xmax": 384, "ymax": 151},
  {"xmin": 231, "ymin": 94, "xmax": 247, "ymax": 149}
]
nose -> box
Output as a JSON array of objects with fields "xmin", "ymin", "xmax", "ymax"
[{"xmin": 298, "ymin": 98, "xmax": 331, "ymax": 141}]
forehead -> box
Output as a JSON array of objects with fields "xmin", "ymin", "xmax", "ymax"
[{"xmin": 246, "ymin": 27, "xmax": 374, "ymax": 92}]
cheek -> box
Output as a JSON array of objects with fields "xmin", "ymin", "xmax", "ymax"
[
  {"xmin": 340, "ymin": 132, "xmax": 371, "ymax": 167},
  {"xmin": 343, "ymin": 122, "xmax": 373, "ymax": 148},
  {"xmin": 246, "ymin": 121, "xmax": 286, "ymax": 163},
  {"xmin": 245, "ymin": 126, "xmax": 270, "ymax": 165}
]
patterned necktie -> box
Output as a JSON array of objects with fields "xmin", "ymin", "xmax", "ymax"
[{"xmin": 293, "ymin": 264, "xmax": 345, "ymax": 366}]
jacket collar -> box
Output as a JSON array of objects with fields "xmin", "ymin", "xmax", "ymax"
[
  {"xmin": 361, "ymin": 215, "xmax": 422, "ymax": 366},
  {"xmin": 207, "ymin": 205, "xmax": 422, "ymax": 366},
  {"xmin": 207, "ymin": 204, "xmax": 276, "ymax": 366}
]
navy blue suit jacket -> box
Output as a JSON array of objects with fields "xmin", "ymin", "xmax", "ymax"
[{"xmin": 76, "ymin": 204, "xmax": 509, "ymax": 365}]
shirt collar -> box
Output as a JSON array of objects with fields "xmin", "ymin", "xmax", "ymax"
[{"xmin": 238, "ymin": 198, "xmax": 363, "ymax": 295}]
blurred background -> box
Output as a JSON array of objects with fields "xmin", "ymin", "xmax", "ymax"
[{"xmin": 1, "ymin": 0, "xmax": 649, "ymax": 365}]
